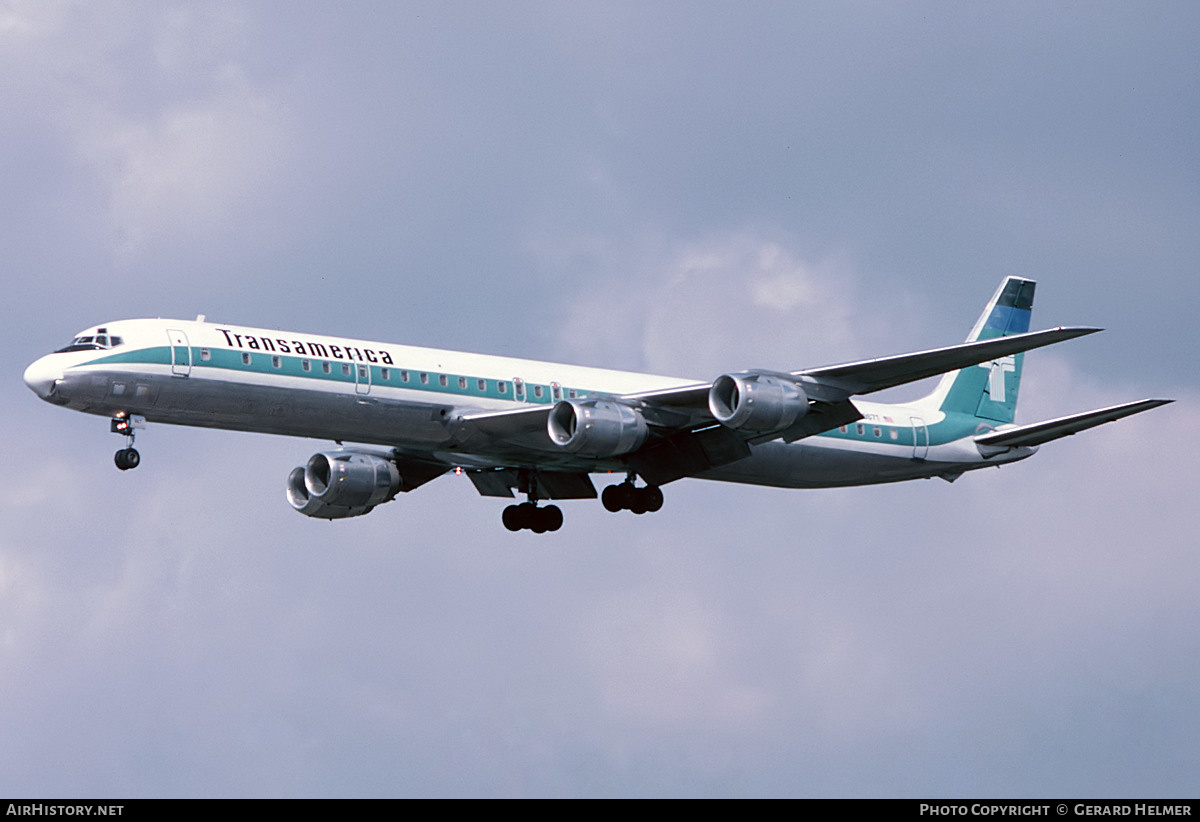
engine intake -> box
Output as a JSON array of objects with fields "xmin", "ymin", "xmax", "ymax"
[
  {"xmin": 286, "ymin": 451, "xmax": 401, "ymax": 519},
  {"xmin": 547, "ymin": 399, "xmax": 648, "ymax": 457},
  {"xmin": 708, "ymin": 372, "xmax": 809, "ymax": 432}
]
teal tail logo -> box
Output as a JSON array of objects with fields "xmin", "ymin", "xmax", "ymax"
[{"xmin": 935, "ymin": 277, "xmax": 1035, "ymax": 424}]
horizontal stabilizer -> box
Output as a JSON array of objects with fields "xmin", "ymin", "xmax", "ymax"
[
  {"xmin": 794, "ymin": 326, "xmax": 1102, "ymax": 399},
  {"xmin": 974, "ymin": 398, "xmax": 1172, "ymax": 455}
]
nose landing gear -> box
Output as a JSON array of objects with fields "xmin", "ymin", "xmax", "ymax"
[{"xmin": 110, "ymin": 413, "xmax": 145, "ymax": 471}]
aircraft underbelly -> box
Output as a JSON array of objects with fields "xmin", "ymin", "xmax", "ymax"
[
  {"xmin": 51, "ymin": 365, "xmax": 1029, "ymax": 485},
  {"xmin": 56, "ymin": 368, "xmax": 457, "ymax": 446},
  {"xmin": 699, "ymin": 439, "xmax": 948, "ymax": 489}
]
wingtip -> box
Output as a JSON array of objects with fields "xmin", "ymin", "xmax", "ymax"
[{"xmin": 1113, "ymin": 398, "xmax": 1174, "ymax": 415}]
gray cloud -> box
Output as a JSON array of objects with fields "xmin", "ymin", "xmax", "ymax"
[{"xmin": 2, "ymin": 1, "xmax": 1195, "ymax": 798}]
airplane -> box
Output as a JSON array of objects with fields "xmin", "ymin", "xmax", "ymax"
[{"xmin": 23, "ymin": 277, "xmax": 1170, "ymax": 533}]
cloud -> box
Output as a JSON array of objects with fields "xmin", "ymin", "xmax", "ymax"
[
  {"xmin": 2, "ymin": 2, "xmax": 1195, "ymax": 798},
  {"xmin": 543, "ymin": 230, "xmax": 870, "ymax": 379},
  {"xmin": 1, "ymin": 1, "xmax": 292, "ymax": 262},
  {"xmin": 83, "ymin": 84, "xmax": 292, "ymax": 259}
]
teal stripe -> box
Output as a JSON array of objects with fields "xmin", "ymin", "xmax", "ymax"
[
  {"xmin": 817, "ymin": 414, "xmax": 982, "ymax": 447},
  {"xmin": 85, "ymin": 346, "xmax": 592, "ymax": 405},
  {"xmin": 89, "ymin": 346, "xmax": 989, "ymax": 443}
]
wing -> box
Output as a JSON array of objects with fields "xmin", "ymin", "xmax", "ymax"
[
  {"xmin": 452, "ymin": 325, "xmax": 1102, "ymax": 487},
  {"xmin": 629, "ymin": 325, "xmax": 1100, "ymax": 406},
  {"xmin": 973, "ymin": 398, "xmax": 1172, "ymax": 456}
]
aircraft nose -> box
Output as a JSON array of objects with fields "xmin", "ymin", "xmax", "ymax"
[{"xmin": 23, "ymin": 355, "xmax": 62, "ymax": 399}]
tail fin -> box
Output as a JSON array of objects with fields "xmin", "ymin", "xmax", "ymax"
[{"xmin": 925, "ymin": 277, "xmax": 1036, "ymax": 424}]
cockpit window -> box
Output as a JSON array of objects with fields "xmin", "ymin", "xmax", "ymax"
[{"xmin": 55, "ymin": 332, "xmax": 124, "ymax": 353}]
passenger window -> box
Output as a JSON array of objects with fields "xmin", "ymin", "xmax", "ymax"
[
  {"xmin": 477, "ymin": 379, "xmax": 486, "ymax": 391},
  {"xmin": 458, "ymin": 376, "xmax": 467, "ymax": 389},
  {"xmin": 889, "ymin": 429, "xmax": 899, "ymax": 440},
  {"xmin": 242, "ymin": 353, "xmax": 252, "ymax": 365},
  {"xmin": 873, "ymin": 426, "xmax": 882, "ymax": 438},
  {"xmin": 439, "ymin": 374, "xmax": 448, "ymax": 387},
  {"xmin": 200, "ymin": 348, "xmax": 211, "ymax": 361},
  {"xmin": 420, "ymin": 372, "xmax": 429, "ymax": 385},
  {"xmin": 322, "ymin": 362, "xmax": 332, "ymax": 374},
  {"xmin": 498, "ymin": 381, "xmax": 508, "ymax": 394},
  {"xmin": 533, "ymin": 385, "xmax": 544, "ymax": 399},
  {"xmin": 272, "ymin": 356, "xmax": 282, "ymax": 369},
  {"xmin": 302, "ymin": 359, "xmax": 311, "ymax": 372},
  {"xmin": 342, "ymin": 364, "xmax": 351, "ymax": 376},
  {"xmin": 856, "ymin": 423, "xmax": 865, "ymax": 435},
  {"xmin": 381, "ymin": 368, "xmax": 390, "ymax": 381},
  {"xmin": 358, "ymin": 365, "xmax": 368, "ymax": 379},
  {"xmin": 400, "ymin": 370, "xmax": 409, "ymax": 382}
]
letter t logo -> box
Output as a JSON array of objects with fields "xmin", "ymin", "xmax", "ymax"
[{"xmin": 978, "ymin": 356, "xmax": 1016, "ymax": 402}]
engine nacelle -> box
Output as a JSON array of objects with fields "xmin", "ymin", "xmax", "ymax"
[
  {"xmin": 547, "ymin": 399, "xmax": 648, "ymax": 457},
  {"xmin": 708, "ymin": 372, "xmax": 809, "ymax": 432},
  {"xmin": 286, "ymin": 451, "xmax": 401, "ymax": 520}
]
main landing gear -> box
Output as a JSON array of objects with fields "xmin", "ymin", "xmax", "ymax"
[
  {"xmin": 501, "ymin": 468, "xmax": 565, "ymax": 533},
  {"xmin": 498, "ymin": 472, "xmax": 665, "ymax": 533},
  {"xmin": 502, "ymin": 501, "xmax": 563, "ymax": 533},
  {"xmin": 110, "ymin": 413, "xmax": 144, "ymax": 471},
  {"xmin": 601, "ymin": 477, "xmax": 664, "ymax": 515}
]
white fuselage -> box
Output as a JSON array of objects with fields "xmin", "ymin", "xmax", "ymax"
[{"xmin": 24, "ymin": 317, "xmax": 1032, "ymax": 489}]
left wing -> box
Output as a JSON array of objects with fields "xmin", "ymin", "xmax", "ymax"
[
  {"xmin": 452, "ymin": 326, "xmax": 1102, "ymax": 486},
  {"xmin": 460, "ymin": 324, "xmax": 1099, "ymax": 435},
  {"xmin": 973, "ymin": 398, "xmax": 1172, "ymax": 456},
  {"xmin": 630, "ymin": 325, "xmax": 1100, "ymax": 406}
]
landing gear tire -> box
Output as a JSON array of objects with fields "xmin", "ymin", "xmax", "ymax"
[
  {"xmin": 603, "ymin": 482, "xmax": 663, "ymax": 514},
  {"xmin": 542, "ymin": 504, "xmax": 563, "ymax": 532},
  {"xmin": 502, "ymin": 503, "xmax": 526, "ymax": 531},
  {"xmin": 114, "ymin": 448, "xmax": 140, "ymax": 471},
  {"xmin": 502, "ymin": 502, "xmax": 563, "ymax": 533},
  {"xmin": 602, "ymin": 482, "xmax": 637, "ymax": 512}
]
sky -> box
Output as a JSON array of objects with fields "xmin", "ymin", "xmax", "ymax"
[{"xmin": 2, "ymin": 1, "xmax": 1197, "ymax": 798}]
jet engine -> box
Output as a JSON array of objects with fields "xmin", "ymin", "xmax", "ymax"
[
  {"xmin": 547, "ymin": 399, "xmax": 648, "ymax": 457},
  {"xmin": 286, "ymin": 451, "xmax": 401, "ymax": 519},
  {"xmin": 708, "ymin": 372, "xmax": 809, "ymax": 432}
]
